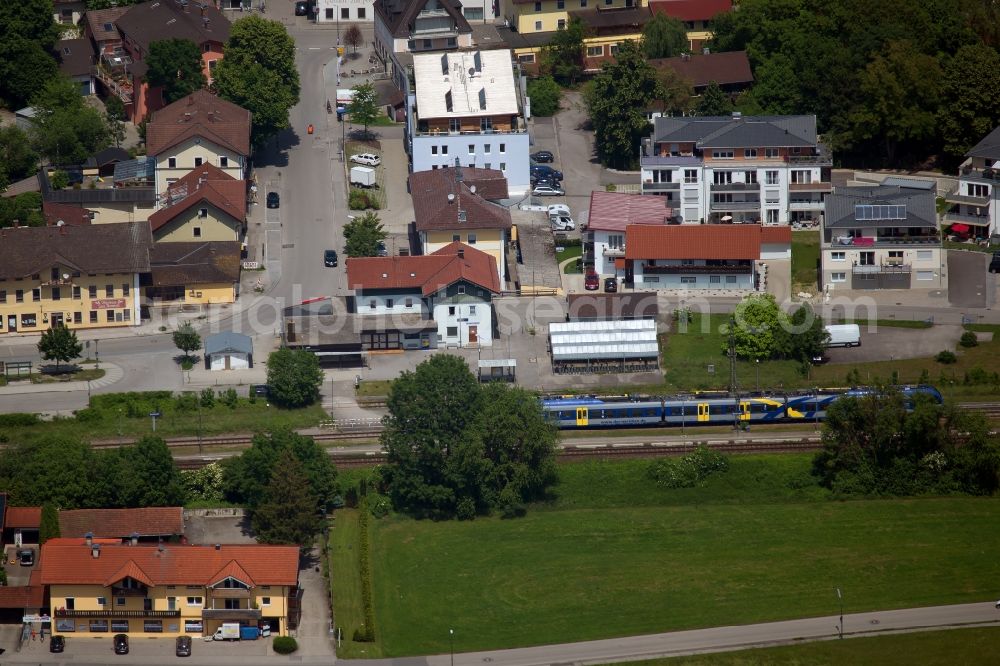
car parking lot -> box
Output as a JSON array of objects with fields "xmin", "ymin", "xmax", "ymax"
[
  {"xmin": 949, "ymin": 250, "xmax": 995, "ymax": 308},
  {"xmin": 824, "ymin": 323, "xmax": 964, "ymax": 363}
]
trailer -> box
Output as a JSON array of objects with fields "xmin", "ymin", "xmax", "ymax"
[
  {"xmin": 212, "ymin": 623, "xmax": 241, "ymax": 641},
  {"xmin": 350, "ymin": 166, "xmax": 377, "ymax": 189},
  {"xmin": 825, "ymin": 324, "xmax": 861, "ymax": 347}
]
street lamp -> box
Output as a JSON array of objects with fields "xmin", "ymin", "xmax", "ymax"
[
  {"xmin": 836, "ymin": 587, "xmax": 843, "ymax": 639},
  {"xmin": 755, "ymin": 358, "xmax": 760, "ymax": 393},
  {"xmin": 449, "ymin": 628, "xmax": 454, "ymax": 666}
]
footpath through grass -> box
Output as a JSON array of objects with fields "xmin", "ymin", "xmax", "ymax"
[
  {"xmin": 617, "ymin": 626, "xmax": 1000, "ymax": 665},
  {"xmin": 354, "ymin": 456, "xmax": 1000, "ymax": 657}
]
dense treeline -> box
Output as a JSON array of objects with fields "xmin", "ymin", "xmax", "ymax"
[{"xmin": 709, "ymin": 0, "xmax": 1000, "ymax": 168}]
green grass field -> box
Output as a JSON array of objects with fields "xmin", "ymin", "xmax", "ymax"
[
  {"xmin": 557, "ymin": 244, "xmax": 583, "ymax": 273},
  {"xmin": 336, "ymin": 456, "xmax": 1000, "ymax": 657},
  {"xmin": 791, "ymin": 230, "xmax": 820, "ymax": 288},
  {"xmin": 619, "ymin": 627, "xmax": 1000, "ymax": 665},
  {"xmin": 329, "ymin": 509, "xmax": 371, "ymax": 657}
]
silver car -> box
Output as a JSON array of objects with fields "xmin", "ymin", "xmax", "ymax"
[{"xmin": 533, "ymin": 184, "xmax": 564, "ymax": 197}]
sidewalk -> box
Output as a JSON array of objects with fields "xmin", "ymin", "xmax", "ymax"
[{"xmin": 0, "ymin": 363, "xmax": 123, "ymax": 395}]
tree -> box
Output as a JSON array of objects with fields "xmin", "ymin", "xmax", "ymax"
[
  {"xmin": 344, "ymin": 211, "xmax": 387, "ymax": 257},
  {"xmin": 104, "ymin": 99, "xmax": 127, "ymax": 148},
  {"xmin": 526, "ymin": 76, "xmax": 562, "ymax": 116},
  {"xmin": 112, "ymin": 436, "xmax": 187, "ymax": 507},
  {"xmin": 172, "ymin": 323, "xmax": 202, "ymax": 361},
  {"xmin": 347, "ymin": 82, "xmax": 380, "ymax": 138},
  {"xmin": 745, "ymin": 53, "xmax": 802, "ymax": 115},
  {"xmin": 265, "ymin": 348, "xmax": 323, "ymax": 408},
  {"xmin": 0, "ymin": 126, "xmax": 39, "ymax": 192},
  {"xmin": 145, "ymin": 38, "xmax": 207, "ymax": 104},
  {"xmin": 585, "ymin": 41, "xmax": 661, "ymax": 169},
  {"xmin": 214, "ymin": 15, "xmax": 300, "ymax": 146},
  {"xmin": 86, "ymin": 0, "xmax": 140, "ymax": 8},
  {"xmin": 0, "ymin": 1, "xmax": 60, "ymax": 106},
  {"xmin": 726, "ymin": 294, "xmax": 782, "ymax": 361},
  {"xmin": 542, "ymin": 16, "xmax": 586, "ymax": 85},
  {"xmin": 655, "ymin": 67, "xmax": 694, "ymax": 117},
  {"xmin": 30, "ymin": 76, "xmax": 110, "ymax": 165},
  {"xmin": 39, "ymin": 503, "xmax": 60, "ymax": 545},
  {"xmin": 0, "ymin": 437, "xmax": 97, "ymax": 508},
  {"xmin": 642, "ymin": 11, "xmax": 688, "ymax": 59},
  {"xmin": 938, "ymin": 44, "xmax": 1000, "ymax": 160},
  {"xmin": 344, "ymin": 24, "xmax": 363, "ymax": 53},
  {"xmin": 252, "ymin": 447, "xmax": 321, "ymax": 546},
  {"xmin": 37, "ymin": 325, "xmax": 82, "ymax": 372},
  {"xmin": 0, "ymin": 192, "xmax": 44, "ymax": 228},
  {"xmin": 694, "ymin": 81, "xmax": 733, "ymax": 116}
]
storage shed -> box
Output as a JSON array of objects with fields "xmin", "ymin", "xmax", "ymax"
[
  {"xmin": 548, "ymin": 319, "xmax": 659, "ymax": 374},
  {"xmin": 204, "ymin": 331, "xmax": 253, "ymax": 370}
]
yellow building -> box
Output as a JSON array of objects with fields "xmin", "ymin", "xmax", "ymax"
[
  {"xmin": 147, "ymin": 241, "xmax": 242, "ymax": 305},
  {"xmin": 0, "ymin": 222, "xmax": 151, "ymax": 334},
  {"xmin": 41, "ymin": 538, "xmax": 302, "ymax": 639},
  {"xmin": 148, "ymin": 164, "xmax": 246, "ymax": 244},
  {"xmin": 409, "ymin": 166, "xmax": 513, "ymax": 285}
]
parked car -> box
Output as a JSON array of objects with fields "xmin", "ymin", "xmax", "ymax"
[
  {"xmin": 250, "ymin": 384, "xmax": 270, "ymax": 397},
  {"xmin": 324, "ymin": 249, "xmax": 339, "ymax": 267},
  {"xmin": 533, "ymin": 184, "xmax": 565, "ymax": 197},
  {"xmin": 532, "ymin": 175, "xmax": 561, "ymax": 189},
  {"xmin": 266, "ymin": 191, "xmax": 280, "ymax": 208},
  {"xmin": 294, "ymin": 0, "xmax": 312, "ymax": 15},
  {"xmin": 604, "ymin": 277, "xmax": 618, "ymax": 293},
  {"xmin": 531, "ymin": 165, "xmax": 563, "ymax": 180},
  {"xmin": 176, "ymin": 636, "xmax": 192, "ymax": 657},
  {"xmin": 584, "ymin": 269, "xmax": 600, "ymax": 290},
  {"xmin": 531, "ymin": 150, "xmax": 554, "ymax": 163},
  {"xmin": 113, "ymin": 634, "xmax": 129, "ymax": 655},
  {"xmin": 18, "ymin": 548, "xmax": 34, "ymax": 566},
  {"xmin": 50, "ymin": 635, "xmax": 65, "ymax": 653},
  {"xmin": 350, "ymin": 153, "xmax": 381, "ymax": 166},
  {"xmin": 990, "ymin": 251, "xmax": 1000, "ymax": 273}
]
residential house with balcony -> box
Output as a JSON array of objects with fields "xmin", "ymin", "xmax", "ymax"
[
  {"xmin": 639, "ymin": 113, "xmax": 832, "ymax": 226},
  {"xmin": 40, "ymin": 538, "xmax": 301, "ymax": 639},
  {"xmin": 406, "ymin": 50, "xmax": 530, "ymax": 195},
  {"xmin": 374, "ymin": 0, "xmax": 473, "ymax": 84},
  {"xmin": 624, "ymin": 223, "xmax": 773, "ymax": 290},
  {"xmin": 821, "ymin": 181, "xmax": 942, "ymax": 291},
  {"xmin": 346, "ymin": 243, "xmax": 501, "ymax": 348},
  {"xmin": 409, "ymin": 165, "xmax": 512, "ymax": 285},
  {"xmin": 39, "ymin": 158, "xmax": 157, "ymax": 225},
  {"xmin": 146, "ymin": 90, "xmax": 252, "ymax": 199},
  {"xmin": 583, "ymin": 190, "xmax": 676, "ymax": 276},
  {"xmin": 55, "ymin": 38, "xmax": 97, "ymax": 96},
  {"xmin": 943, "ymin": 125, "xmax": 1000, "ymax": 241},
  {"xmin": 649, "ymin": 0, "xmax": 732, "ymax": 50},
  {"xmin": 148, "ymin": 164, "xmax": 246, "ymax": 243}
]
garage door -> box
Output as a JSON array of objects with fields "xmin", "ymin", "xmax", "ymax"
[
  {"xmin": 229, "ymin": 353, "xmax": 249, "ymax": 370},
  {"xmin": 210, "ymin": 354, "xmax": 226, "ymax": 371}
]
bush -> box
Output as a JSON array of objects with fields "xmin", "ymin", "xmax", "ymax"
[
  {"xmin": 526, "ymin": 75, "xmax": 562, "ymax": 116},
  {"xmin": 605, "ymin": 183, "xmax": 617, "ymax": 192},
  {"xmin": 50, "ymin": 170, "xmax": 69, "ymax": 190},
  {"xmin": 0, "ymin": 413, "xmax": 41, "ymax": 427},
  {"xmin": 174, "ymin": 392, "xmax": 198, "ymax": 412},
  {"xmin": 349, "ymin": 189, "xmax": 379, "ymax": 210},
  {"xmin": 960, "ymin": 331, "xmax": 979, "ymax": 348},
  {"xmin": 220, "ymin": 388, "xmax": 239, "ymax": 409},
  {"xmin": 272, "ymin": 636, "xmax": 298, "ymax": 654},
  {"xmin": 936, "ymin": 350, "xmax": 958, "ymax": 364},
  {"xmin": 200, "ymin": 388, "xmax": 215, "ymax": 408},
  {"xmin": 74, "ymin": 407, "xmax": 103, "ymax": 423},
  {"xmin": 648, "ymin": 446, "xmax": 730, "ymax": 489}
]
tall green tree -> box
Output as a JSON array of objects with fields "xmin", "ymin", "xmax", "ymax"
[
  {"xmin": 347, "ymin": 82, "xmax": 380, "ymax": 138},
  {"xmin": 172, "ymin": 323, "xmax": 202, "ymax": 361},
  {"xmin": 344, "ymin": 211, "xmax": 387, "ymax": 257},
  {"xmin": 265, "ymin": 348, "xmax": 324, "ymax": 408},
  {"xmin": 145, "ymin": 39, "xmax": 207, "ymax": 104},
  {"xmin": 121, "ymin": 436, "xmax": 187, "ymax": 507},
  {"xmin": 252, "ymin": 447, "xmax": 321, "ymax": 546},
  {"xmin": 938, "ymin": 44, "xmax": 1000, "ymax": 161},
  {"xmin": 745, "ymin": 54, "xmax": 802, "ymax": 115},
  {"xmin": 37, "ymin": 325, "xmax": 83, "ymax": 372},
  {"xmin": 30, "ymin": 76, "xmax": 110, "ymax": 165},
  {"xmin": 655, "ymin": 67, "xmax": 694, "ymax": 116},
  {"xmin": 39, "ymin": 503, "xmax": 60, "ymax": 545},
  {"xmin": 782, "ymin": 304, "xmax": 830, "ymax": 363},
  {"xmin": 0, "ymin": 126, "xmax": 39, "ymax": 192},
  {"xmin": 694, "ymin": 81, "xmax": 733, "ymax": 116},
  {"xmin": 0, "ymin": 438, "xmax": 96, "ymax": 508},
  {"xmin": 214, "ymin": 15, "xmax": 300, "ymax": 146},
  {"xmin": 642, "ymin": 11, "xmax": 688, "ymax": 59},
  {"xmin": 0, "ymin": 0, "xmax": 61, "ymax": 107},
  {"xmin": 725, "ymin": 294, "xmax": 782, "ymax": 361},
  {"xmin": 585, "ymin": 41, "xmax": 661, "ymax": 169},
  {"xmin": 526, "ymin": 76, "xmax": 562, "ymax": 117},
  {"xmin": 542, "ymin": 17, "xmax": 586, "ymax": 85}
]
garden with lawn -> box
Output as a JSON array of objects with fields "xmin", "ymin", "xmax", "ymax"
[
  {"xmin": 331, "ymin": 455, "xmax": 1000, "ymax": 657},
  {"xmin": 791, "ymin": 230, "xmax": 820, "ymax": 292}
]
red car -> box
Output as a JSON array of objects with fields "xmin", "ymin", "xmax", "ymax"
[{"xmin": 584, "ymin": 269, "xmax": 600, "ymax": 290}]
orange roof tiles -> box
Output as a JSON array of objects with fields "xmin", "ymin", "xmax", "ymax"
[
  {"xmin": 0, "ymin": 586, "xmax": 45, "ymax": 609},
  {"xmin": 761, "ymin": 225, "xmax": 792, "ymax": 243},
  {"xmin": 149, "ymin": 164, "xmax": 246, "ymax": 232},
  {"xmin": 59, "ymin": 507, "xmax": 185, "ymax": 538},
  {"xmin": 346, "ymin": 242, "xmax": 500, "ymax": 296},
  {"xmin": 625, "ymin": 224, "xmax": 762, "ymax": 261},
  {"xmin": 5, "ymin": 507, "xmax": 41, "ymax": 529},
  {"xmin": 208, "ymin": 560, "xmax": 255, "ymax": 587},
  {"xmin": 104, "ymin": 560, "xmax": 155, "ymax": 588},
  {"xmin": 146, "ymin": 90, "xmax": 251, "ymax": 158}
]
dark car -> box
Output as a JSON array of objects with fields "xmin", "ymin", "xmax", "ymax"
[
  {"xmin": 604, "ymin": 277, "xmax": 618, "ymax": 293},
  {"xmin": 176, "ymin": 635, "xmax": 192, "ymax": 657},
  {"xmin": 990, "ymin": 251, "xmax": 1000, "ymax": 273},
  {"xmin": 531, "ymin": 150, "xmax": 554, "ymax": 163},
  {"xmin": 324, "ymin": 249, "xmax": 339, "ymax": 267},
  {"xmin": 18, "ymin": 548, "xmax": 34, "ymax": 566},
  {"xmin": 50, "ymin": 635, "xmax": 65, "ymax": 653},
  {"xmin": 584, "ymin": 269, "xmax": 600, "ymax": 291},
  {"xmin": 266, "ymin": 191, "xmax": 280, "ymax": 208},
  {"xmin": 531, "ymin": 165, "xmax": 563, "ymax": 181},
  {"xmin": 294, "ymin": 1, "xmax": 312, "ymax": 16},
  {"xmin": 250, "ymin": 384, "xmax": 270, "ymax": 397},
  {"xmin": 113, "ymin": 634, "xmax": 129, "ymax": 655}
]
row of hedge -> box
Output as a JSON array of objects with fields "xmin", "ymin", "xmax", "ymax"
[{"xmin": 353, "ymin": 502, "xmax": 377, "ymax": 643}]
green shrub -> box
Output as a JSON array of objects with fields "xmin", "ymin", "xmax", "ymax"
[
  {"xmin": 174, "ymin": 392, "xmax": 198, "ymax": 412},
  {"xmin": 0, "ymin": 413, "xmax": 41, "ymax": 427},
  {"xmin": 199, "ymin": 388, "xmax": 215, "ymax": 408},
  {"xmin": 50, "ymin": 170, "xmax": 69, "ymax": 190},
  {"xmin": 220, "ymin": 388, "xmax": 239, "ymax": 408},
  {"xmin": 357, "ymin": 502, "xmax": 377, "ymax": 642},
  {"xmin": 605, "ymin": 183, "xmax": 617, "ymax": 192},
  {"xmin": 648, "ymin": 446, "xmax": 730, "ymax": 489},
  {"xmin": 272, "ymin": 636, "xmax": 298, "ymax": 654},
  {"xmin": 349, "ymin": 189, "xmax": 372, "ymax": 210},
  {"xmin": 74, "ymin": 407, "xmax": 103, "ymax": 423},
  {"xmin": 181, "ymin": 358, "xmax": 194, "ymax": 371},
  {"xmin": 936, "ymin": 350, "xmax": 958, "ymax": 364},
  {"xmin": 959, "ymin": 331, "xmax": 979, "ymax": 348}
]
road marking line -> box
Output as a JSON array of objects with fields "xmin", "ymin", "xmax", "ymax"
[{"xmin": 309, "ymin": 47, "xmax": 321, "ymax": 50}]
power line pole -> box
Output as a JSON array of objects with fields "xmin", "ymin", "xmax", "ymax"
[{"xmin": 728, "ymin": 316, "xmax": 739, "ymax": 431}]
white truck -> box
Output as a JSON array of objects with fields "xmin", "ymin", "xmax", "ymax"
[
  {"xmin": 824, "ymin": 324, "xmax": 861, "ymax": 347},
  {"xmin": 350, "ymin": 166, "xmax": 377, "ymax": 189},
  {"xmin": 212, "ymin": 623, "xmax": 241, "ymax": 641}
]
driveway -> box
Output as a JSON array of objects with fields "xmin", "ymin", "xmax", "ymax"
[
  {"xmin": 538, "ymin": 91, "xmax": 605, "ymax": 211},
  {"xmin": 948, "ymin": 250, "xmax": 993, "ymax": 308},
  {"xmin": 825, "ymin": 324, "xmax": 963, "ymax": 363}
]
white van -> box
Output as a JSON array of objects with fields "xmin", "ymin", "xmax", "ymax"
[{"xmin": 824, "ymin": 324, "xmax": 861, "ymax": 347}]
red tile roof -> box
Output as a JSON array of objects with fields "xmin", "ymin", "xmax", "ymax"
[
  {"xmin": 146, "ymin": 90, "xmax": 251, "ymax": 158},
  {"xmin": 58, "ymin": 507, "xmax": 185, "ymax": 539},
  {"xmin": 208, "ymin": 560, "xmax": 255, "ymax": 587},
  {"xmin": 0, "ymin": 586, "xmax": 45, "ymax": 609},
  {"xmin": 38, "ymin": 539, "xmax": 299, "ymax": 587},
  {"xmin": 5, "ymin": 507, "xmax": 41, "ymax": 529},
  {"xmin": 347, "ymin": 242, "xmax": 500, "ymax": 296},
  {"xmin": 648, "ymin": 51, "xmax": 753, "ymax": 89},
  {"xmin": 587, "ymin": 191, "xmax": 675, "ymax": 232},
  {"xmin": 625, "ymin": 224, "xmax": 762, "ymax": 260},
  {"xmin": 409, "ymin": 168, "xmax": 512, "ymax": 233},
  {"xmin": 149, "ymin": 164, "xmax": 246, "ymax": 233},
  {"xmin": 761, "ymin": 225, "xmax": 792, "ymax": 244},
  {"xmin": 650, "ymin": 0, "xmax": 733, "ymax": 22},
  {"xmin": 43, "ymin": 201, "xmax": 92, "ymax": 226}
]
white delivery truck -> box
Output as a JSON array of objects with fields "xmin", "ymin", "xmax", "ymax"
[
  {"xmin": 824, "ymin": 324, "xmax": 861, "ymax": 347},
  {"xmin": 212, "ymin": 623, "xmax": 241, "ymax": 641},
  {"xmin": 350, "ymin": 166, "xmax": 377, "ymax": 189}
]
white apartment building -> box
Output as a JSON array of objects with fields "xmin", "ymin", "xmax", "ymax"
[
  {"xmin": 317, "ymin": 0, "xmax": 374, "ymax": 23},
  {"xmin": 943, "ymin": 125, "xmax": 1000, "ymax": 241},
  {"xmin": 639, "ymin": 113, "xmax": 831, "ymax": 226}
]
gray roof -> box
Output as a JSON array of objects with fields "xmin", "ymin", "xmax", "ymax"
[
  {"xmin": 825, "ymin": 185, "xmax": 937, "ymax": 230},
  {"xmin": 204, "ymin": 331, "xmax": 252, "ymax": 356},
  {"xmin": 881, "ymin": 177, "xmax": 935, "ymax": 191},
  {"xmin": 966, "ymin": 125, "xmax": 1000, "ymax": 160},
  {"xmin": 652, "ymin": 115, "xmax": 818, "ymax": 148}
]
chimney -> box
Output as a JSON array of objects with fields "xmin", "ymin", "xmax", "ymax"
[
  {"xmin": 130, "ymin": 532, "xmax": 139, "ymax": 546},
  {"xmin": 91, "ymin": 544, "xmax": 101, "ymax": 558},
  {"xmin": 85, "ymin": 532, "xmax": 93, "ymax": 547},
  {"xmin": 214, "ymin": 543, "xmax": 221, "ymax": 551},
  {"xmin": 457, "ymin": 248, "xmax": 465, "ymax": 259},
  {"xmin": 454, "ymin": 157, "xmax": 462, "ymax": 182}
]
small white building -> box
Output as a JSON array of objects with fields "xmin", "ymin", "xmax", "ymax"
[
  {"xmin": 583, "ymin": 190, "xmax": 676, "ymax": 277},
  {"xmin": 204, "ymin": 332, "xmax": 253, "ymax": 370},
  {"xmin": 318, "ymin": 0, "xmax": 374, "ymax": 23}
]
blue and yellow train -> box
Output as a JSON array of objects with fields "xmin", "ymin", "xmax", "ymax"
[{"xmin": 540, "ymin": 385, "xmax": 943, "ymax": 429}]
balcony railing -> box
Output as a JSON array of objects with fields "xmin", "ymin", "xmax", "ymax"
[
  {"xmin": 412, "ymin": 125, "xmax": 527, "ymax": 137},
  {"xmin": 709, "ymin": 200, "xmax": 761, "ymax": 211},
  {"xmin": 789, "ymin": 200, "xmax": 825, "ymax": 209},
  {"xmin": 826, "ymin": 234, "xmax": 940, "ymax": 248},
  {"xmin": 639, "ymin": 154, "xmax": 701, "ymax": 167},
  {"xmin": 641, "ymin": 181, "xmax": 679, "ymax": 191},
  {"xmin": 202, "ymin": 608, "xmax": 262, "ymax": 621},
  {"xmin": 603, "ymin": 247, "xmax": 625, "ymax": 257},
  {"xmin": 710, "ymin": 182, "xmax": 760, "ymax": 192},
  {"xmin": 55, "ymin": 609, "xmax": 180, "ymax": 618},
  {"xmin": 959, "ymin": 166, "xmax": 1000, "ymax": 182},
  {"xmin": 944, "ymin": 186, "xmax": 989, "ymax": 207},
  {"xmin": 209, "ymin": 588, "xmax": 251, "ymax": 599},
  {"xmin": 788, "ymin": 182, "xmax": 833, "ymax": 192},
  {"xmin": 943, "ymin": 211, "xmax": 991, "ymax": 226},
  {"xmin": 852, "ymin": 263, "xmax": 911, "ymax": 274},
  {"xmin": 785, "ymin": 144, "xmax": 833, "ymax": 164},
  {"xmin": 642, "ymin": 263, "xmax": 752, "ymax": 274}
]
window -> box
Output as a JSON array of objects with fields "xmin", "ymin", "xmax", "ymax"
[
  {"xmin": 680, "ymin": 276, "xmax": 697, "ymax": 284},
  {"xmin": 831, "ymin": 272, "xmax": 846, "ymax": 282},
  {"xmin": 107, "ymin": 310, "xmax": 115, "ymax": 322},
  {"xmin": 468, "ymin": 144, "xmax": 475, "ymax": 154},
  {"xmin": 484, "ymin": 163, "xmax": 491, "ymax": 170},
  {"xmin": 683, "ymin": 169, "xmax": 698, "ymax": 184},
  {"xmin": 32, "ymin": 288, "xmax": 40, "ymax": 302},
  {"xmin": 73, "ymin": 286, "xmax": 81, "ymax": 299},
  {"xmin": 744, "ymin": 148, "xmax": 757, "ymax": 158},
  {"xmin": 341, "ymin": 7, "xmax": 349, "ymax": 19},
  {"xmin": 143, "ymin": 620, "xmax": 163, "ymax": 633},
  {"xmin": 500, "ymin": 162, "xmax": 506, "ymax": 171},
  {"xmin": 369, "ymin": 299, "xmax": 376, "ymax": 310},
  {"xmin": 52, "ymin": 267, "xmax": 60, "ymax": 280},
  {"xmin": 90, "ymin": 620, "xmax": 109, "ymax": 632},
  {"xmin": 765, "ymin": 148, "xmax": 779, "ymax": 159},
  {"xmin": 557, "ymin": 18, "xmax": 566, "ymax": 29},
  {"xmin": 831, "ymin": 251, "xmax": 845, "ymax": 261},
  {"xmin": 224, "ymin": 599, "xmax": 241, "ymax": 610},
  {"xmin": 89, "ymin": 285, "xmax": 97, "ymax": 298},
  {"xmin": 587, "ymin": 45, "xmax": 603, "ymax": 57},
  {"xmin": 0, "ymin": 290, "xmax": 4, "ymax": 303},
  {"xmin": 97, "ymin": 597, "xmax": 107, "ymax": 606},
  {"xmin": 168, "ymin": 157, "xmax": 177, "ymax": 168},
  {"xmin": 186, "ymin": 596, "xmax": 203, "ymax": 606},
  {"xmin": 432, "ymin": 146, "xmax": 438, "ymax": 155},
  {"xmin": 193, "ymin": 227, "xmax": 202, "ymax": 237},
  {"xmin": 448, "ymin": 306, "xmax": 456, "ymax": 316},
  {"xmin": 325, "ymin": 8, "xmax": 333, "ymax": 19},
  {"xmin": 65, "ymin": 598, "xmax": 75, "ymax": 610},
  {"xmin": 534, "ymin": 20, "xmax": 542, "ymax": 30},
  {"xmin": 745, "ymin": 171, "xmax": 757, "ymax": 184},
  {"xmin": 712, "ymin": 150, "xmax": 735, "ymax": 159},
  {"xmin": 447, "ymin": 326, "xmax": 458, "ymax": 337},
  {"xmin": 112, "ymin": 621, "xmax": 129, "ymax": 633},
  {"xmin": 581, "ymin": 0, "xmax": 587, "ymax": 5},
  {"xmin": 184, "ymin": 621, "xmax": 203, "ymax": 633},
  {"xmin": 386, "ymin": 299, "xmax": 394, "ymax": 308},
  {"xmin": 358, "ymin": 7, "xmax": 366, "ymax": 18},
  {"xmin": 467, "ymin": 233, "xmax": 477, "ymax": 244},
  {"xmin": 917, "ymin": 270, "xmax": 934, "ymax": 281},
  {"xmin": 261, "ymin": 597, "xmax": 271, "ymax": 606},
  {"xmin": 791, "ymin": 170, "xmax": 813, "ymax": 184},
  {"xmin": 765, "ymin": 170, "xmax": 779, "ymax": 185},
  {"xmin": 452, "ymin": 234, "xmax": 461, "ymax": 242},
  {"xmin": 52, "ymin": 287, "xmax": 61, "ymax": 301},
  {"xmin": 457, "ymin": 285, "xmax": 466, "ymax": 294},
  {"xmin": 15, "ymin": 289, "xmax": 23, "ymax": 303},
  {"xmin": 557, "ymin": 0, "xmax": 565, "ymax": 7},
  {"xmin": 888, "ymin": 250, "xmax": 904, "ymax": 259},
  {"xmin": 713, "ymin": 170, "xmax": 733, "ymax": 185},
  {"xmin": 405, "ymin": 298, "xmax": 413, "ymax": 308},
  {"xmin": 710, "ymin": 275, "xmax": 721, "ymax": 284},
  {"xmin": 105, "ymin": 285, "xmax": 114, "ymax": 297},
  {"xmin": 442, "ymin": 145, "xmax": 449, "ymax": 154},
  {"xmin": 726, "ymin": 275, "xmax": 737, "ymax": 284},
  {"xmin": 534, "ymin": 1, "xmax": 541, "ymax": 10},
  {"xmin": 219, "ymin": 156, "xmax": 228, "ymax": 167},
  {"xmin": 464, "ymin": 6, "xmax": 483, "ymax": 19},
  {"xmin": 198, "ymin": 208, "xmax": 208, "ymax": 218},
  {"xmin": 122, "ymin": 283, "xmax": 130, "ymax": 296},
  {"xmin": 123, "ymin": 309, "xmax": 130, "ymax": 321},
  {"xmin": 194, "ymin": 157, "xmax": 203, "ymax": 167},
  {"xmin": 917, "ymin": 250, "xmax": 933, "ymax": 260},
  {"xmin": 484, "ymin": 144, "xmax": 491, "ymax": 154},
  {"xmin": 21, "ymin": 313, "xmax": 36, "ymax": 328},
  {"xmin": 90, "ymin": 312, "xmax": 99, "ymax": 324},
  {"xmin": 469, "ymin": 305, "xmax": 477, "ymax": 315},
  {"xmin": 518, "ymin": 54, "xmax": 536, "ymax": 64},
  {"xmin": 74, "ymin": 312, "xmax": 82, "ymax": 324}
]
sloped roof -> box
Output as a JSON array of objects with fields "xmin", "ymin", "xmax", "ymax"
[
  {"xmin": 587, "ymin": 190, "xmax": 675, "ymax": 232},
  {"xmin": 149, "ymin": 164, "xmax": 246, "ymax": 233},
  {"xmin": 39, "ymin": 539, "xmax": 300, "ymax": 587},
  {"xmin": 116, "ymin": 0, "xmax": 229, "ymax": 52},
  {"xmin": 85, "ymin": 147, "xmax": 132, "ymax": 169},
  {"xmin": 824, "ymin": 185, "xmax": 937, "ymax": 230},
  {"xmin": 149, "ymin": 241, "xmax": 242, "ymax": 286},
  {"xmin": 649, "ymin": 0, "xmax": 733, "ymax": 22},
  {"xmin": 204, "ymin": 331, "xmax": 252, "ymax": 356},
  {"xmin": 146, "ymin": 90, "xmax": 251, "ymax": 158},
  {"xmin": 966, "ymin": 125, "xmax": 1000, "ymax": 160},
  {"xmin": 55, "ymin": 38, "xmax": 95, "ymax": 78},
  {"xmin": 0, "ymin": 222, "xmax": 152, "ymax": 281},
  {"xmin": 625, "ymin": 224, "xmax": 762, "ymax": 260},
  {"xmin": 0, "ymin": 586, "xmax": 45, "ymax": 609},
  {"xmin": 760, "ymin": 226, "xmax": 792, "ymax": 244},
  {"xmin": 375, "ymin": 0, "xmax": 471, "ymax": 39},
  {"xmin": 568, "ymin": 6, "xmax": 652, "ymax": 33},
  {"xmin": 410, "ymin": 168, "xmax": 512, "ymax": 233},
  {"xmin": 104, "ymin": 559, "xmax": 155, "ymax": 588},
  {"xmin": 58, "ymin": 507, "xmax": 185, "ymax": 538},
  {"xmin": 85, "ymin": 6, "xmax": 130, "ymax": 42},
  {"xmin": 43, "ymin": 201, "xmax": 93, "ymax": 227},
  {"xmin": 347, "ymin": 242, "xmax": 500, "ymax": 295},
  {"xmin": 5, "ymin": 506, "xmax": 41, "ymax": 529},
  {"xmin": 208, "ymin": 560, "xmax": 255, "ymax": 588},
  {"xmin": 648, "ymin": 51, "xmax": 752, "ymax": 89},
  {"xmin": 652, "ymin": 115, "xmax": 818, "ymax": 148}
]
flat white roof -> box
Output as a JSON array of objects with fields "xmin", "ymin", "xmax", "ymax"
[
  {"xmin": 413, "ymin": 50, "xmax": 518, "ymax": 119},
  {"xmin": 549, "ymin": 319, "xmax": 659, "ymax": 362}
]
